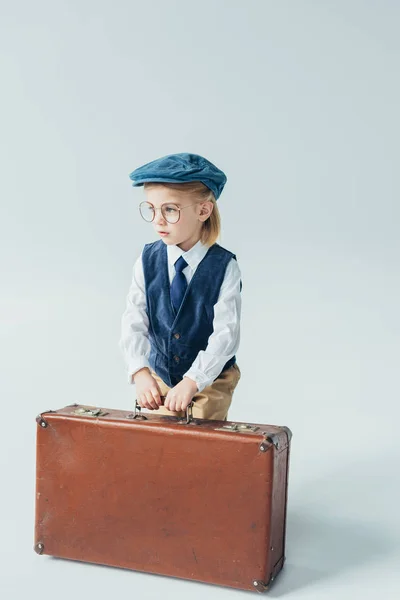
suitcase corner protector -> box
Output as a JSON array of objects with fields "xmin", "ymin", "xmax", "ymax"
[
  {"xmin": 252, "ymin": 578, "xmax": 271, "ymax": 593},
  {"xmin": 281, "ymin": 426, "xmax": 293, "ymax": 442},
  {"xmin": 36, "ymin": 410, "xmax": 57, "ymax": 428},
  {"xmin": 34, "ymin": 542, "xmax": 45, "ymax": 555},
  {"xmin": 36, "ymin": 414, "xmax": 48, "ymax": 428}
]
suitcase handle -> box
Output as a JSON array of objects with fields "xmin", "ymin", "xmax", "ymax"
[{"xmin": 133, "ymin": 396, "xmax": 196, "ymax": 424}]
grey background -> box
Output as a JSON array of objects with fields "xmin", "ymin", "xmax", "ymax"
[{"xmin": 1, "ymin": 0, "xmax": 399, "ymax": 597}]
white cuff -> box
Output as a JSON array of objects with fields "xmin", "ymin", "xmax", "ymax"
[
  {"xmin": 183, "ymin": 370, "xmax": 209, "ymax": 393},
  {"xmin": 127, "ymin": 358, "xmax": 151, "ymax": 384}
]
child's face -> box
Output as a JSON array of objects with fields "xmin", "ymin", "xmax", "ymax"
[{"xmin": 143, "ymin": 186, "xmax": 212, "ymax": 249}]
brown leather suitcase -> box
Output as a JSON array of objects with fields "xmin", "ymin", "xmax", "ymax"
[{"xmin": 34, "ymin": 401, "xmax": 292, "ymax": 593}]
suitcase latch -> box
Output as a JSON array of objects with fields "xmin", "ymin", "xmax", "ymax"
[
  {"xmin": 72, "ymin": 407, "xmax": 109, "ymax": 417},
  {"xmin": 214, "ymin": 423, "xmax": 260, "ymax": 433}
]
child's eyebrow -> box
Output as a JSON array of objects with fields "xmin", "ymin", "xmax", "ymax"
[{"xmin": 147, "ymin": 200, "xmax": 183, "ymax": 207}]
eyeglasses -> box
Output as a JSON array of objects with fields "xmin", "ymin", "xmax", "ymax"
[{"xmin": 139, "ymin": 201, "xmax": 200, "ymax": 224}]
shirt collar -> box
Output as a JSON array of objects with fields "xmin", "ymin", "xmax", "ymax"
[{"xmin": 167, "ymin": 239, "xmax": 209, "ymax": 271}]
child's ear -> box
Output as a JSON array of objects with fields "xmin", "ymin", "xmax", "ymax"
[{"xmin": 200, "ymin": 201, "xmax": 213, "ymax": 218}]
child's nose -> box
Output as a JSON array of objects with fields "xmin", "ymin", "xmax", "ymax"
[{"xmin": 154, "ymin": 209, "xmax": 167, "ymax": 225}]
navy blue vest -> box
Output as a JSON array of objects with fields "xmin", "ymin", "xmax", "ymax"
[{"xmin": 142, "ymin": 240, "xmax": 241, "ymax": 387}]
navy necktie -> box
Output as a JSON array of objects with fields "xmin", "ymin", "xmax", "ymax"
[{"xmin": 170, "ymin": 256, "xmax": 188, "ymax": 314}]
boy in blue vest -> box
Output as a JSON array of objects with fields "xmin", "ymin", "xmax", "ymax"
[{"xmin": 119, "ymin": 152, "xmax": 242, "ymax": 421}]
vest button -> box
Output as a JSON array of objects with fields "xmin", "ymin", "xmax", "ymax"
[
  {"xmin": 174, "ymin": 333, "xmax": 180, "ymax": 339},
  {"xmin": 174, "ymin": 355, "xmax": 180, "ymax": 362}
]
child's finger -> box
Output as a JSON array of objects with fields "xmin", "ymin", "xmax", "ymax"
[
  {"xmin": 137, "ymin": 396, "xmax": 147, "ymax": 409},
  {"xmin": 139, "ymin": 393, "xmax": 152, "ymax": 410},
  {"xmin": 151, "ymin": 389, "xmax": 162, "ymax": 406},
  {"xmin": 144, "ymin": 391, "xmax": 158, "ymax": 409}
]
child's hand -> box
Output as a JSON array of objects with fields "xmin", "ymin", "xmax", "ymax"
[
  {"xmin": 133, "ymin": 368, "xmax": 163, "ymax": 410},
  {"xmin": 164, "ymin": 376, "xmax": 198, "ymax": 412}
]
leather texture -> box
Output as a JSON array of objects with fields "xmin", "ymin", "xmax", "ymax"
[{"xmin": 34, "ymin": 404, "xmax": 292, "ymax": 593}]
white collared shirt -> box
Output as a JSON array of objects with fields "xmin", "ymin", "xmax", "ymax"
[{"xmin": 118, "ymin": 239, "xmax": 242, "ymax": 393}]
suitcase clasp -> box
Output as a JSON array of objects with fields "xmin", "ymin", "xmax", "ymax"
[
  {"xmin": 72, "ymin": 407, "xmax": 109, "ymax": 417},
  {"xmin": 214, "ymin": 423, "xmax": 260, "ymax": 433}
]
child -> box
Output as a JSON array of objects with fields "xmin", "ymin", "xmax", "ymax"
[{"xmin": 119, "ymin": 152, "xmax": 242, "ymax": 421}]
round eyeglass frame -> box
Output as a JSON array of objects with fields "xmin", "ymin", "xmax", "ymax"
[{"xmin": 139, "ymin": 201, "xmax": 201, "ymax": 224}]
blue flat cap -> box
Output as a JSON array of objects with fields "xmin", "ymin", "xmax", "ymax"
[{"xmin": 128, "ymin": 152, "xmax": 227, "ymax": 200}]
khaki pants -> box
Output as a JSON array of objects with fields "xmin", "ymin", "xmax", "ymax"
[{"xmin": 148, "ymin": 363, "xmax": 241, "ymax": 421}]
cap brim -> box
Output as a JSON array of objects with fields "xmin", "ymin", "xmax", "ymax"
[{"xmin": 131, "ymin": 177, "xmax": 191, "ymax": 186}]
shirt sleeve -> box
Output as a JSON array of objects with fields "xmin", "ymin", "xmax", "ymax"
[
  {"xmin": 118, "ymin": 251, "xmax": 152, "ymax": 384},
  {"xmin": 183, "ymin": 257, "xmax": 242, "ymax": 393}
]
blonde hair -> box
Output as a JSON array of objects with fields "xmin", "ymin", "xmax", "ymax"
[{"xmin": 143, "ymin": 181, "xmax": 221, "ymax": 247}]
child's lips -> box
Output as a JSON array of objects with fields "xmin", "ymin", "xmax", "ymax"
[{"xmin": 158, "ymin": 231, "xmax": 169, "ymax": 235}]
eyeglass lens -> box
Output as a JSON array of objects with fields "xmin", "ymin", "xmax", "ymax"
[{"xmin": 140, "ymin": 202, "xmax": 180, "ymax": 223}]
